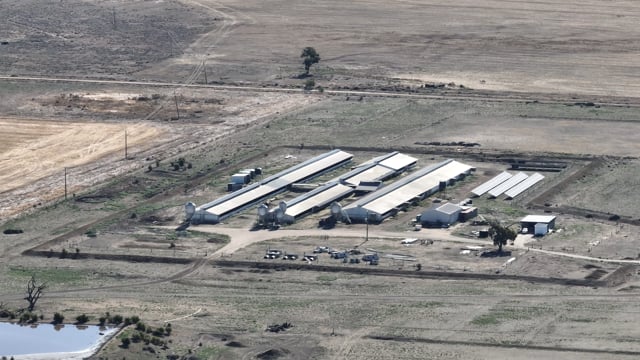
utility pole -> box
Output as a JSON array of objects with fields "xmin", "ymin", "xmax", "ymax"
[
  {"xmin": 174, "ymin": 91, "xmax": 180, "ymax": 120},
  {"xmin": 64, "ymin": 167, "xmax": 67, "ymax": 200},
  {"xmin": 365, "ymin": 210, "xmax": 369, "ymax": 243},
  {"xmin": 203, "ymin": 60, "xmax": 208, "ymax": 84}
]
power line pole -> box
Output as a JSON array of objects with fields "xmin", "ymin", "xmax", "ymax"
[
  {"xmin": 203, "ymin": 60, "xmax": 208, "ymax": 84},
  {"xmin": 174, "ymin": 91, "xmax": 180, "ymax": 120},
  {"xmin": 64, "ymin": 167, "xmax": 67, "ymax": 200}
]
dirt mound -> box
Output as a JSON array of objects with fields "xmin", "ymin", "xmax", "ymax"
[{"xmin": 257, "ymin": 348, "xmax": 289, "ymax": 360}]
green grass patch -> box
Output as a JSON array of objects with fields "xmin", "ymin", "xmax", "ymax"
[
  {"xmin": 316, "ymin": 275, "xmax": 338, "ymax": 282},
  {"xmin": 8, "ymin": 266, "xmax": 86, "ymax": 284},
  {"xmin": 197, "ymin": 346, "xmax": 228, "ymax": 359}
]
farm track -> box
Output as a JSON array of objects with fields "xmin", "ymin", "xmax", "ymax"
[
  {"xmin": 367, "ymin": 335, "xmax": 640, "ymax": 356},
  {"xmin": 2, "ymin": 75, "xmax": 640, "ymax": 108}
]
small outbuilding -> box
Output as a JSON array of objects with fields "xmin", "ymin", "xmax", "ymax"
[
  {"xmin": 520, "ymin": 215, "xmax": 556, "ymax": 236},
  {"xmin": 420, "ymin": 202, "xmax": 463, "ymax": 226}
]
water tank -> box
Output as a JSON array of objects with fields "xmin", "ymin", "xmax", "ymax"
[
  {"xmin": 185, "ymin": 202, "xmax": 196, "ymax": 219},
  {"xmin": 258, "ymin": 204, "xmax": 269, "ymax": 220},
  {"xmin": 278, "ymin": 201, "xmax": 288, "ymax": 213}
]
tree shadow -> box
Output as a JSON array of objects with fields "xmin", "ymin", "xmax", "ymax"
[{"xmin": 480, "ymin": 250, "xmax": 512, "ymax": 258}]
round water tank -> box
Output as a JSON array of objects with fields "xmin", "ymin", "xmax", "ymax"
[
  {"xmin": 185, "ymin": 202, "xmax": 196, "ymax": 218},
  {"xmin": 275, "ymin": 209, "xmax": 284, "ymax": 222},
  {"xmin": 278, "ymin": 201, "xmax": 287, "ymax": 213},
  {"xmin": 258, "ymin": 204, "xmax": 268, "ymax": 218},
  {"xmin": 330, "ymin": 202, "xmax": 342, "ymax": 215}
]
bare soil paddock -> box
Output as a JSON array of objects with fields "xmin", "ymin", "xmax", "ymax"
[{"xmin": 1, "ymin": 0, "xmax": 640, "ymax": 359}]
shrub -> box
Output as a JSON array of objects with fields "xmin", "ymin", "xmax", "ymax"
[
  {"xmin": 136, "ymin": 322, "xmax": 146, "ymax": 332},
  {"xmin": 304, "ymin": 79, "xmax": 315, "ymax": 90},
  {"xmin": 121, "ymin": 337, "xmax": 131, "ymax": 348},
  {"xmin": 111, "ymin": 314, "xmax": 123, "ymax": 325},
  {"xmin": 76, "ymin": 314, "xmax": 89, "ymax": 324},
  {"xmin": 98, "ymin": 316, "xmax": 106, "ymax": 326},
  {"xmin": 53, "ymin": 312, "xmax": 64, "ymax": 324},
  {"xmin": 130, "ymin": 315, "xmax": 140, "ymax": 324}
]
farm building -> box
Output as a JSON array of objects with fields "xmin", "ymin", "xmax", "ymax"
[
  {"xmin": 420, "ymin": 202, "xmax": 463, "ymax": 226},
  {"xmin": 269, "ymin": 152, "xmax": 417, "ymax": 225},
  {"xmin": 520, "ymin": 215, "xmax": 556, "ymax": 235},
  {"xmin": 188, "ymin": 150, "xmax": 353, "ymax": 224},
  {"xmin": 342, "ymin": 159, "xmax": 475, "ymax": 223}
]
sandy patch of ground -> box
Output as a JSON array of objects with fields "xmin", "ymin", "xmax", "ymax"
[{"xmin": 0, "ymin": 118, "xmax": 161, "ymax": 193}]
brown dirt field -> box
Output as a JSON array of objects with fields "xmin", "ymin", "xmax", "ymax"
[
  {"xmin": 0, "ymin": 118, "xmax": 161, "ymax": 193},
  {"xmin": 2, "ymin": 0, "xmax": 640, "ymax": 359}
]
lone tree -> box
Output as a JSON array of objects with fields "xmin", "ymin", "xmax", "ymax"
[
  {"xmin": 300, "ymin": 47, "xmax": 320, "ymax": 75},
  {"xmin": 488, "ymin": 221, "xmax": 517, "ymax": 253},
  {"xmin": 24, "ymin": 275, "xmax": 46, "ymax": 311}
]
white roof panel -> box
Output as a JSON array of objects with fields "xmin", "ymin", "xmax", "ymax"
[
  {"xmin": 202, "ymin": 150, "xmax": 352, "ymax": 217},
  {"xmin": 343, "ymin": 165, "xmax": 396, "ymax": 186},
  {"xmin": 379, "ymin": 153, "xmax": 417, "ymax": 171},
  {"xmin": 521, "ymin": 215, "xmax": 556, "ymax": 224},
  {"xmin": 363, "ymin": 161, "xmax": 473, "ymax": 215},
  {"xmin": 286, "ymin": 183, "xmax": 353, "ymax": 217},
  {"xmin": 471, "ymin": 171, "xmax": 512, "ymax": 196},
  {"xmin": 488, "ymin": 172, "xmax": 528, "ymax": 197},
  {"xmin": 504, "ymin": 173, "xmax": 545, "ymax": 198},
  {"xmin": 276, "ymin": 150, "xmax": 353, "ymax": 184},
  {"xmin": 206, "ymin": 184, "xmax": 278, "ymax": 216}
]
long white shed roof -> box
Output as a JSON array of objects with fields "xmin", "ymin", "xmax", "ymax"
[
  {"xmin": 470, "ymin": 171, "xmax": 512, "ymax": 196},
  {"xmin": 488, "ymin": 172, "xmax": 528, "ymax": 197},
  {"xmin": 343, "ymin": 165, "xmax": 396, "ymax": 186},
  {"xmin": 378, "ymin": 153, "xmax": 417, "ymax": 171},
  {"xmin": 201, "ymin": 149, "xmax": 353, "ymax": 217},
  {"xmin": 285, "ymin": 183, "xmax": 353, "ymax": 217},
  {"xmin": 504, "ymin": 173, "xmax": 544, "ymax": 198},
  {"xmin": 346, "ymin": 160, "xmax": 473, "ymax": 216}
]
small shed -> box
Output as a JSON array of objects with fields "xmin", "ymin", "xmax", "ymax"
[
  {"xmin": 420, "ymin": 203, "xmax": 463, "ymax": 226},
  {"xmin": 520, "ymin": 215, "xmax": 556, "ymax": 235}
]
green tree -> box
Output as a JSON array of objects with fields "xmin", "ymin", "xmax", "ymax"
[
  {"xmin": 300, "ymin": 47, "xmax": 320, "ymax": 75},
  {"xmin": 488, "ymin": 221, "xmax": 518, "ymax": 252}
]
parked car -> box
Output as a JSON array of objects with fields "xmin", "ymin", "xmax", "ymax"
[
  {"xmin": 331, "ymin": 251, "xmax": 348, "ymax": 259},
  {"xmin": 264, "ymin": 253, "xmax": 280, "ymax": 259},
  {"xmin": 282, "ymin": 254, "xmax": 298, "ymax": 260},
  {"xmin": 303, "ymin": 255, "xmax": 317, "ymax": 262},
  {"xmin": 313, "ymin": 246, "xmax": 331, "ymax": 253},
  {"xmin": 349, "ymin": 258, "xmax": 361, "ymax": 264},
  {"xmin": 362, "ymin": 253, "xmax": 379, "ymax": 262}
]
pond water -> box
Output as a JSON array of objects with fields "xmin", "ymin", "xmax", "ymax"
[{"xmin": 0, "ymin": 322, "xmax": 117, "ymax": 358}]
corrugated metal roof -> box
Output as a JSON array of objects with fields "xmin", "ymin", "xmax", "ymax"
[
  {"xmin": 276, "ymin": 150, "xmax": 353, "ymax": 184},
  {"xmin": 521, "ymin": 215, "xmax": 556, "ymax": 223},
  {"xmin": 356, "ymin": 160, "xmax": 473, "ymax": 215},
  {"xmin": 470, "ymin": 171, "xmax": 512, "ymax": 196},
  {"xmin": 379, "ymin": 153, "xmax": 417, "ymax": 171},
  {"xmin": 504, "ymin": 173, "xmax": 545, "ymax": 198},
  {"xmin": 201, "ymin": 150, "xmax": 353, "ymax": 218},
  {"xmin": 285, "ymin": 183, "xmax": 353, "ymax": 217},
  {"xmin": 205, "ymin": 184, "xmax": 278, "ymax": 216},
  {"xmin": 437, "ymin": 202, "xmax": 463, "ymax": 214},
  {"xmin": 487, "ymin": 172, "xmax": 528, "ymax": 197},
  {"xmin": 343, "ymin": 165, "xmax": 396, "ymax": 186}
]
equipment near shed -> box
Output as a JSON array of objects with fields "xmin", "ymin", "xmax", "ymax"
[{"xmin": 231, "ymin": 173, "xmax": 251, "ymax": 185}]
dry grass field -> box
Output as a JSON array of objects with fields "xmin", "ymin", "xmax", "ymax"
[{"xmin": 1, "ymin": 0, "xmax": 640, "ymax": 359}]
